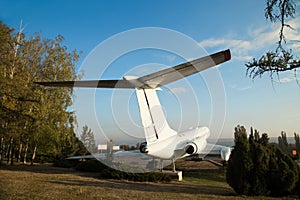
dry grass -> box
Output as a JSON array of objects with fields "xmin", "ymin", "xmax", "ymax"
[{"xmin": 0, "ymin": 161, "xmax": 288, "ymax": 200}]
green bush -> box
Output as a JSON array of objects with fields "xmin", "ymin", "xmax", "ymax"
[
  {"xmin": 226, "ymin": 126, "xmax": 299, "ymax": 197},
  {"xmin": 99, "ymin": 169, "xmax": 171, "ymax": 182},
  {"xmin": 226, "ymin": 126, "xmax": 252, "ymax": 195},
  {"xmin": 74, "ymin": 159, "xmax": 171, "ymax": 182},
  {"xmin": 35, "ymin": 154, "xmax": 56, "ymax": 163},
  {"xmin": 267, "ymin": 145, "xmax": 299, "ymax": 196},
  {"xmin": 53, "ymin": 159, "xmax": 78, "ymax": 168},
  {"xmin": 75, "ymin": 159, "xmax": 109, "ymax": 172}
]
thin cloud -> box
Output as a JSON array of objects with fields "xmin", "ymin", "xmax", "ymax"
[
  {"xmin": 165, "ymin": 55, "xmax": 177, "ymax": 62},
  {"xmin": 154, "ymin": 54, "xmax": 177, "ymax": 63},
  {"xmin": 229, "ymin": 84, "xmax": 251, "ymax": 91},
  {"xmin": 275, "ymin": 71, "xmax": 300, "ymax": 83},
  {"xmin": 199, "ymin": 16, "xmax": 300, "ymax": 61},
  {"xmin": 250, "ymin": 24, "xmax": 279, "ymax": 48},
  {"xmin": 199, "ymin": 39, "xmax": 253, "ymax": 51},
  {"xmin": 199, "ymin": 38, "xmax": 255, "ymax": 61},
  {"xmin": 285, "ymin": 16, "xmax": 300, "ymax": 50},
  {"xmin": 234, "ymin": 55, "xmax": 253, "ymax": 61},
  {"xmin": 126, "ymin": 64, "xmax": 166, "ymax": 77},
  {"xmin": 279, "ymin": 76, "xmax": 297, "ymax": 83},
  {"xmin": 168, "ymin": 87, "xmax": 187, "ymax": 94}
]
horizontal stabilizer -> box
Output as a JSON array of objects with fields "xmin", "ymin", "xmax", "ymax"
[
  {"xmin": 35, "ymin": 49, "xmax": 231, "ymax": 89},
  {"xmin": 35, "ymin": 80, "xmax": 138, "ymax": 88},
  {"xmin": 136, "ymin": 49, "xmax": 231, "ymax": 88}
]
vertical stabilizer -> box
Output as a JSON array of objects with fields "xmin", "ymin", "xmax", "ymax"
[{"xmin": 136, "ymin": 89, "xmax": 177, "ymax": 144}]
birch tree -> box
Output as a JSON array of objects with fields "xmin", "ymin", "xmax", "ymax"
[{"xmin": 0, "ymin": 21, "xmax": 81, "ymax": 164}]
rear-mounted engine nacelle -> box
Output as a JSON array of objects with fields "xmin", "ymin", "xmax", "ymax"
[
  {"xmin": 139, "ymin": 142, "xmax": 148, "ymax": 153},
  {"xmin": 185, "ymin": 142, "xmax": 198, "ymax": 155},
  {"xmin": 185, "ymin": 135, "xmax": 207, "ymax": 155}
]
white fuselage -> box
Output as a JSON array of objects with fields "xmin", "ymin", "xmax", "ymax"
[{"xmin": 145, "ymin": 126, "xmax": 210, "ymax": 160}]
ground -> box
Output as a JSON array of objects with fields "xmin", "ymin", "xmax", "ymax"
[{"xmin": 0, "ymin": 160, "xmax": 294, "ymax": 200}]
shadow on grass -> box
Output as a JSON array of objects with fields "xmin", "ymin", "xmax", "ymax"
[
  {"xmin": 0, "ymin": 163, "xmax": 94, "ymax": 176},
  {"xmin": 184, "ymin": 171, "xmax": 226, "ymax": 182},
  {"xmin": 44, "ymin": 178, "xmax": 235, "ymax": 196}
]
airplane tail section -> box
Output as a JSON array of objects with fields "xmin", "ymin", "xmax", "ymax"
[
  {"xmin": 35, "ymin": 49, "xmax": 231, "ymax": 146},
  {"xmin": 136, "ymin": 88, "xmax": 177, "ymax": 144}
]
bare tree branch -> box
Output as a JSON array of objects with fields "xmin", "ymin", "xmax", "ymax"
[{"xmin": 246, "ymin": 0, "xmax": 299, "ymax": 82}]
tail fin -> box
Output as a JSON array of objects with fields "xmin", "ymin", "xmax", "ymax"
[{"xmin": 136, "ymin": 88, "xmax": 177, "ymax": 144}]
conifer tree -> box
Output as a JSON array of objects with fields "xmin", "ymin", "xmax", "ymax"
[
  {"xmin": 227, "ymin": 125, "xmax": 299, "ymax": 197},
  {"xmin": 226, "ymin": 125, "xmax": 252, "ymax": 195},
  {"xmin": 80, "ymin": 125, "xmax": 96, "ymax": 155}
]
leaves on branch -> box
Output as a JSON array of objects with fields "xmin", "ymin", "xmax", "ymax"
[
  {"xmin": 246, "ymin": 50, "xmax": 300, "ymax": 80},
  {"xmin": 246, "ymin": 0, "xmax": 299, "ymax": 82},
  {"xmin": 0, "ymin": 21, "xmax": 83, "ymax": 163},
  {"xmin": 265, "ymin": 0, "xmax": 296, "ymax": 23}
]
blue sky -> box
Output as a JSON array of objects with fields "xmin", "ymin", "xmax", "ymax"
[{"xmin": 1, "ymin": 0, "xmax": 300, "ymax": 143}]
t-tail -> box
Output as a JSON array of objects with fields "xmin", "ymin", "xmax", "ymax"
[
  {"xmin": 135, "ymin": 88, "xmax": 177, "ymax": 144},
  {"xmin": 34, "ymin": 49, "xmax": 231, "ymax": 147}
]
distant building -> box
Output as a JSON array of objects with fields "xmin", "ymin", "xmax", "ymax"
[{"xmin": 97, "ymin": 141, "xmax": 120, "ymax": 153}]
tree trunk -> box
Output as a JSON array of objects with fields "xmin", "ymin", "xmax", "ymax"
[
  {"xmin": 5, "ymin": 142, "xmax": 9, "ymax": 160},
  {"xmin": 0, "ymin": 137, "xmax": 3, "ymax": 164},
  {"xmin": 10, "ymin": 144, "xmax": 14, "ymax": 165},
  {"xmin": 23, "ymin": 139, "xmax": 29, "ymax": 164},
  {"xmin": 6, "ymin": 137, "xmax": 13, "ymax": 164},
  {"xmin": 30, "ymin": 145, "xmax": 37, "ymax": 166},
  {"xmin": 17, "ymin": 142, "xmax": 23, "ymax": 163}
]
